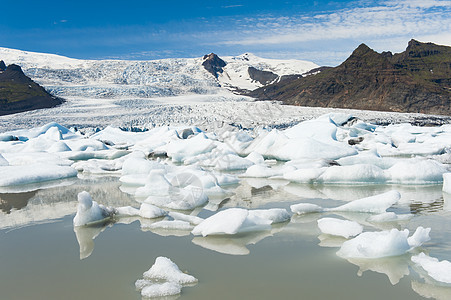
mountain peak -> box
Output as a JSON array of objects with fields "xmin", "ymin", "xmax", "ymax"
[
  {"xmin": 202, "ymin": 53, "xmax": 226, "ymax": 78},
  {"xmin": 0, "ymin": 60, "xmax": 6, "ymax": 71}
]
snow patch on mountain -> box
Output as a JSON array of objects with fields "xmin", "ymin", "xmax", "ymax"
[{"xmin": 0, "ymin": 47, "xmax": 318, "ymax": 98}]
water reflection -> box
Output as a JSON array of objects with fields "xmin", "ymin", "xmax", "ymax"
[
  {"xmin": 192, "ymin": 226, "xmax": 284, "ymax": 256},
  {"xmin": 444, "ymin": 192, "xmax": 451, "ymax": 211},
  {"xmin": 0, "ymin": 191, "xmax": 37, "ymax": 213},
  {"xmin": 74, "ymin": 223, "xmax": 110, "ymax": 259},
  {"xmin": 345, "ymin": 255, "xmax": 411, "ymax": 285},
  {"xmin": 317, "ymin": 234, "xmax": 347, "ymax": 248},
  {"xmin": 411, "ymin": 280, "xmax": 451, "ymax": 300}
]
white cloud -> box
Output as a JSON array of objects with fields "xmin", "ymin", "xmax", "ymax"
[{"xmin": 219, "ymin": 0, "xmax": 451, "ymax": 47}]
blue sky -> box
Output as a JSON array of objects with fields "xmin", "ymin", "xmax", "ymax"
[{"xmin": 1, "ymin": 0, "xmax": 450, "ymax": 65}]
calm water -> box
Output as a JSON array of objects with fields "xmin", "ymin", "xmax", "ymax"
[{"xmin": 1, "ymin": 176, "xmax": 451, "ymax": 300}]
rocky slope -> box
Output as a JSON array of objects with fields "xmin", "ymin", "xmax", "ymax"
[
  {"xmin": 0, "ymin": 62, "xmax": 63, "ymax": 116},
  {"xmin": 250, "ymin": 40, "xmax": 451, "ymax": 115}
]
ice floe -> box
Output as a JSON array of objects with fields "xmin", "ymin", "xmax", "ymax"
[
  {"xmin": 135, "ymin": 257, "xmax": 197, "ymax": 298},
  {"xmin": 337, "ymin": 227, "xmax": 431, "ymax": 259},
  {"xmin": 291, "ymin": 190, "xmax": 400, "ymax": 214},
  {"xmin": 411, "ymin": 253, "xmax": 451, "ymax": 285},
  {"xmin": 73, "ymin": 191, "xmax": 115, "ymax": 226},
  {"xmin": 192, "ymin": 208, "xmax": 278, "ymax": 236},
  {"xmin": 0, "ymin": 163, "xmax": 77, "ymax": 187},
  {"xmin": 317, "ymin": 218, "xmax": 363, "ymax": 238}
]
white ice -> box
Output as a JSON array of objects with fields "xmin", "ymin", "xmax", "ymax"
[
  {"xmin": 73, "ymin": 191, "xmax": 115, "ymax": 226},
  {"xmin": 0, "ymin": 163, "xmax": 77, "ymax": 187},
  {"xmin": 192, "ymin": 208, "xmax": 272, "ymax": 236},
  {"xmin": 411, "ymin": 253, "xmax": 451, "ymax": 285},
  {"xmin": 317, "ymin": 218, "xmax": 363, "ymax": 238},
  {"xmin": 291, "ymin": 191, "xmax": 400, "ymax": 215},
  {"xmin": 337, "ymin": 227, "xmax": 431, "ymax": 259},
  {"xmin": 142, "ymin": 256, "xmax": 198, "ymax": 285}
]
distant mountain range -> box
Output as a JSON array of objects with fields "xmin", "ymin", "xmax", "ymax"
[
  {"xmin": 0, "ymin": 47, "xmax": 317, "ymax": 100},
  {"xmin": 250, "ymin": 40, "xmax": 451, "ymax": 115},
  {"xmin": 0, "ymin": 62, "xmax": 63, "ymax": 116},
  {"xmin": 1, "ymin": 40, "xmax": 450, "ymax": 116}
]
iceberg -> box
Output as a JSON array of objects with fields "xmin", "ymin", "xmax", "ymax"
[
  {"xmin": 337, "ymin": 227, "xmax": 431, "ymax": 259},
  {"xmin": 142, "ymin": 256, "xmax": 198, "ymax": 285},
  {"xmin": 291, "ymin": 191, "xmax": 400, "ymax": 214},
  {"xmin": 73, "ymin": 191, "xmax": 115, "ymax": 226},
  {"xmin": 317, "ymin": 218, "xmax": 363, "ymax": 238},
  {"xmin": 411, "ymin": 253, "xmax": 451, "ymax": 285},
  {"xmin": 192, "ymin": 208, "xmax": 272, "ymax": 236},
  {"xmin": 0, "ymin": 163, "xmax": 77, "ymax": 187}
]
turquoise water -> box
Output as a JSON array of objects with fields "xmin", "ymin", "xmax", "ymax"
[{"xmin": 1, "ymin": 177, "xmax": 450, "ymax": 300}]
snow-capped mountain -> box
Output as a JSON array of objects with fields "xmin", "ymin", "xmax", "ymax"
[{"xmin": 0, "ymin": 47, "xmax": 318, "ymax": 99}]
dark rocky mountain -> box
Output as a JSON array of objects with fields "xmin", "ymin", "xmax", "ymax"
[
  {"xmin": 0, "ymin": 63, "xmax": 64, "ymax": 116},
  {"xmin": 250, "ymin": 40, "xmax": 451, "ymax": 115},
  {"xmin": 247, "ymin": 66, "xmax": 278, "ymax": 85},
  {"xmin": 202, "ymin": 53, "xmax": 227, "ymax": 78}
]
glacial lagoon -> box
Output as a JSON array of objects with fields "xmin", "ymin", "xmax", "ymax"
[{"xmin": 1, "ymin": 176, "xmax": 450, "ymax": 300}]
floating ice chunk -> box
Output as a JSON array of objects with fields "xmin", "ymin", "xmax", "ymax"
[
  {"xmin": 145, "ymin": 185, "xmax": 208, "ymax": 210},
  {"xmin": 0, "ymin": 154, "xmax": 8, "ymax": 166},
  {"xmin": 245, "ymin": 152, "xmax": 265, "ymax": 164},
  {"xmin": 139, "ymin": 203, "xmax": 167, "ymax": 219},
  {"xmin": 337, "ymin": 227, "xmax": 431, "ymax": 259},
  {"xmin": 367, "ymin": 212, "xmax": 413, "ymax": 223},
  {"xmin": 192, "ymin": 208, "xmax": 272, "ymax": 236},
  {"xmin": 143, "ymin": 257, "xmax": 198, "ymax": 285},
  {"xmin": 317, "ymin": 218, "xmax": 363, "ymax": 238},
  {"xmin": 291, "ymin": 191, "xmax": 400, "ymax": 215},
  {"xmin": 248, "ymin": 208, "xmax": 290, "ymax": 224},
  {"xmin": 327, "ymin": 190, "xmax": 400, "ymax": 214},
  {"xmin": 73, "ymin": 191, "xmax": 115, "ymax": 226},
  {"xmin": 121, "ymin": 151, "xmax": 165, "ymax": 176},
  {"xmin": 147, "ymin": 220, "xmax": 193, "ymax": 231},
  {"xmin": 282, "ymin": 167, "xmax": 326, "ymax": 183},
  {"xmin": 135, "ymin": 170, "xmax": 172, "ymax": 198},
  {"xmin": 115, "ymin": 206, "xmax": 140, "ymax": 217},
  {"xmin": 244, "ymin": 164, "xmax": 281, "ymax": 178},
  {"xmin": 270, "ymin": 138, "xmax": 358, "ymax": 161},
  {"xmin": 407, "ymin": 227, "xmax": 431, "ymax": 248},
  {"xmin": 337, "ymin": 150, "xmax": 397, "ymax": 170},
  {"xmin": 318, "ymin": 164, "xmax": 388, "ymax": 184},
  {"xmin": 214, "ymin": 173, "xmax": 240, "ymax": 186},
  {"xmin": 72, "ymin": 158, "xmax": 123, "ymax": 174},
  {"xmin": 411, "ymin": 253, "xmax": 451, "ymax": 285},
  {"xmin": 168, "ymin": 211, "xmax": 203, "ymax": 225},
  {"xmin": 167, "ymin": 132, "xmax": 216, "ymax": 163},
  {"xmin": 214, "ymin": 154, "xmax": 254, "ymax": 171},
  {"xmin": 443, "ymin": 173, "xmax": 451, "ymax": 194},
  {"xmin": 47, "ymin": 141, "xmax": 72, "ymax": 152},
  {"xmin": 64, "ymin": 139, "xmax": 109, "ymax": 152},
  {"xmin": 290, "ymin": 203, "xmax": 323, "ymax": 215},
  {"xmin": 139, "ymin": 281, "xmax": 182, "ymax": 298},
  {"xmin": 90, "ymin": 126, "xmax": 152, "ymax": 146},
  {"xmin": 283, "ymin": 116, "xmax": 339, "ymax": 140},
  {"xmin": 388, "ymin": 159, "xmax": 447, "ymax": 184},
  {"xmin": 0, "ymin": 163, "xmax": 77, "ymax": 187}
]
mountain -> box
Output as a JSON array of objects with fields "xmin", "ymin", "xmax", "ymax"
[
  {"xmin": 250, "ymin": 40, "xmax": 451, "ymax": 115},
  {"xmin": 0, "ymin": 47, "xmax": 318, "ymax": 101},
  {"xmin": 0, "ymin": 62, "xmax": 64, "ymax": 116}
]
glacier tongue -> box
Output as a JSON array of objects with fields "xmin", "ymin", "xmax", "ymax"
[{"xmin": 0, "ymin": 47, "xmax": 318, "ymax": 99}]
